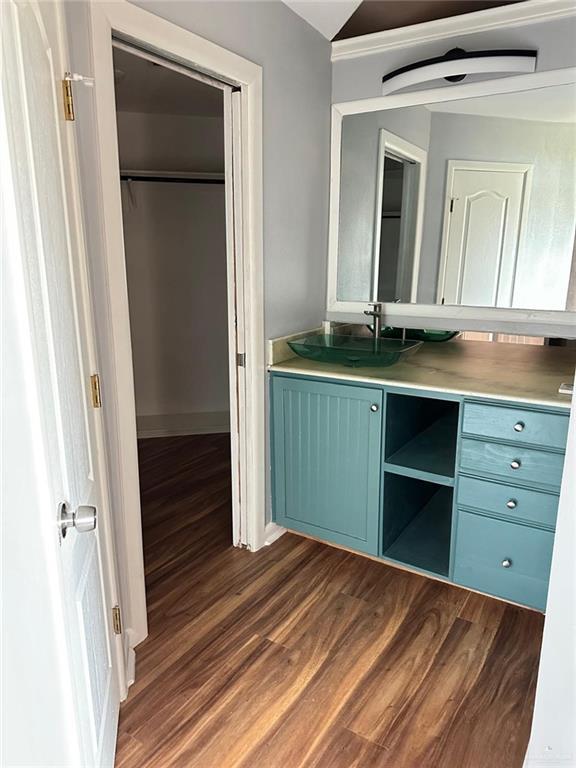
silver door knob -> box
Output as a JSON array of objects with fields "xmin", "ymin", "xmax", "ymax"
[
  {"xmin": 370, "ymin": 403, "xmax": 379, "ymax": 412},
  {"xmin": 510, "ymin": 459, "xmax": 521, "ymax": 470},
  {"xmin": 502, "ymin": 558, "xmax": 512, "ymax": 568},
  {"xmin": 58, "ymin": 502, "xmax": 97, "ymax": 539},
  {"xmin": 513, "ymin": 421, "xmax": 525, "ymax": 432},
  {"xmin": 506, "ymin": 499, "xmax": 518, "ymax": 509}
]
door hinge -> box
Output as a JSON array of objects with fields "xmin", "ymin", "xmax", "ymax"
[
  {"xmin": 90, "ymin": 373, "xmax": 102, "ymax": 408},
  {"xmin": 236, "ymin": 352, "xmax": 246, "ymax": 367},
  {"xmin": 62, "ymin": 77, "xmax": 75, "ymax": 121},
  {"xmin": 112, "ymin": 605, "xmax": 122, "ymax": 635},
  {"xmin": 449, "ymin": 198, "xmax": 455, "ymax": 213},
  {"xmin": 62, "ymin": 72, "xmax": 95, "ymax": 121}
]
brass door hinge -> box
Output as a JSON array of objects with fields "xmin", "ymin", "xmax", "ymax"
[
  {"xmin": 62, "ymin": 77, "xmax": 74, "ymax": 121},
  {"xmin": 236, "ymin": 352, "xmax": 246, "ymax": 367},
  {"xmin": 112, "ymin": 605, "xmax": 122, "ymax": 635},
  {"xmin": 90, "ymin": 373, "xmax": 102, "ymax": 408}
]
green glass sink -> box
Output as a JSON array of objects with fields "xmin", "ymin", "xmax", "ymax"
[
  {"xmin": 288, "ymin": 334, "xmax": 422, "ymax": 368},
  {"xmin": 380, "ymin": 327, "xmax": 460, "ymax": 343}
]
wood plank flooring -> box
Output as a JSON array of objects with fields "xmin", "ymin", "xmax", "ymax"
[{"xmin": 115, "ymin": 434, "xmax": 544, "ymax": 768}]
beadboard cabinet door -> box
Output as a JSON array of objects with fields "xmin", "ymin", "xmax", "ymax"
[{"xmin": 272, "ymin": 376, "xmax": 382, "ymax": 555}]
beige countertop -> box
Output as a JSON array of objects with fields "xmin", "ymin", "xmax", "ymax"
[{"xmin": 270, "ymin": 340, "xmax": 575, "ymax": 409}]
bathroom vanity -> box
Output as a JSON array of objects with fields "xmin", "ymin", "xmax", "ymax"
[{"xmin": 270, "ymin": 341, "xmax": 573, "ymax": 611}]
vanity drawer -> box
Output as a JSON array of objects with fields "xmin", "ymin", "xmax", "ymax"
[
  {"xmin": 462, "ymin": 402, "xmax": 568, "ymax": 450},
  {"xmin": 457, "ymin": 476, "xmax": 559, "ymax": 529},
  {"xmin": 460, "ymin": 438, "xmax": 565, "ymax": 491},
  {"xmin": 454, "ymin": 510, "xmax": 554, "ymax": 611}
]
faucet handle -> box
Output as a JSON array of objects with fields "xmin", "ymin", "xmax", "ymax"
[{"xmin": 364, "ymin": 301, "xmax": 382, "ymax": 316}]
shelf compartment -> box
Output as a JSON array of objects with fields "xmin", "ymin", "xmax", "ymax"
[
  {"xmin": 385, "ymin": 394, "xmax": 459, "ymax": 482},
  {"xmin": 382, "ymin": 474, "xmax": 453, "ymax": 577}
]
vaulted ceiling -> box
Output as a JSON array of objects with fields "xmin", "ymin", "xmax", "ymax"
[{"xmin": 283, "ymin": 0, "xmax": 524, "ymax": 41}]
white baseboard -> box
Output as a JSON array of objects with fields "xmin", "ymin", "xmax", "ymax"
[
  {"xmin": 263, "ymin": 522, "xmax": 286, "ymax": 547},
  {"xmin": 136, "ymin": 411, "xmax": 230, "ymax": 438}
]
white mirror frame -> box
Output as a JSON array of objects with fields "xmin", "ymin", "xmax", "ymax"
[{"xmin": 327, "ymin": 66, "xmax": 576, "ymax": 337}]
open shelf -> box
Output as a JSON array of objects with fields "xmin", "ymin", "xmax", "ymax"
[
  {"xmin": 382, "ymin": 474, "xmax": 453, "ymax": 577},
  {"xmin": 385, "ymin": 394, "xmax": 459, "ymax": 483}
]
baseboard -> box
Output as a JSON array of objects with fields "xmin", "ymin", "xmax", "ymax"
[
  {"xmin": 137, "ymin": 411, "xmax": 230, "ymax": 438},
  {"xmin": 263, "ymin": 522, "xmax": 286, "ymax": 547}
]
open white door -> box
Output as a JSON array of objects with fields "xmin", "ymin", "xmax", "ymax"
[{"xmin": 2, "ymin": 1, "xmax": 122, "ymax": 765}]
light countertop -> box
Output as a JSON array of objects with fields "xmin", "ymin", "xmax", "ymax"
[{"xmin": 269, "ymin": 340, "xmax": 575, "ymax": 409}]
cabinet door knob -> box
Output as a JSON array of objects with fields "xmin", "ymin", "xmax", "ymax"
[
  {"xmin": 370, "ymin": 403, "xmax": 379, "ymax": 412},
  {"xmin": 506, "ymin": 499, "xmax": 518, "ymax": 509},
  {"xmin": 510, "ymin": 459, "xmax": 521, "ymax": 470},
  {"xmin": 513, "ymin": 421, "xmax": 525, "ymax": 433},
  {"xmin": 501, "ymin": 558, "xmax": 512, "ymax": 568}
]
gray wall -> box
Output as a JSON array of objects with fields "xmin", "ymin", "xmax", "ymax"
[
  {"xmin": 333, "ymin": 16, "xmax": 576, "ymax": 103},
  {"xmin": 136, "ymin": 1, "xmax": 332, "ymax": 338},
  {"xmin": 338, "ymin": 106, "xmax": 431, "ymax": 301},
  {"xmin": 418, "ymin": 112, "xmax": 576, "ymax": 308}
]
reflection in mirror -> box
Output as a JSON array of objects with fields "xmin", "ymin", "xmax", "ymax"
[{"xmin": 336, "ymin": 83, "xmax": 576, "ymax": 312}]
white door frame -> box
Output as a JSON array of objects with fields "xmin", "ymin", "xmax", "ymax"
[
  {"xmin": 437, "ymin": 160, "xmax": 533, "ymax": 306},
  {"xmin": 84, "ymin": 1, "xmax": 266, "ymax": 676},
  {"xmin": 373, "ymin": 129, "xmax": 427, "ymax": 303}
]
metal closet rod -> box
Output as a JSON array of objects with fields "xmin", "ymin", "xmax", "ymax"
[{"xmin": 120, "ymin": 173, "xmax": 225, "ymax": 185}]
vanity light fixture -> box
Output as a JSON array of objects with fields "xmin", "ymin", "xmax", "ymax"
[{"xmin": 381, "ymin": 47, "xmax": 537, "ymax": 96}]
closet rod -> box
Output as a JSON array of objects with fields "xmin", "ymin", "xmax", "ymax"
[{"xmin": 120, "ymin": 174, "xmax": 225, "ymax": 185}]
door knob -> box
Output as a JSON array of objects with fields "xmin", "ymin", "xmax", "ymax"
[
  {"xmin": 370, "ymin": 403, "xmax": 379, "ymax": 412},
  {"xmin": 58, "ymin": 502, "xmax": 97, "ymax": 539},
  {"xmin": 501, "ymin": 558, "xmax": 512, "ymax": 568},
  {"xmin": 506, "ymin": 499, "xmax": 518, "ymax": 509},
  {"xmin": 513, "ymin": 421, "xmax": 525, "ymax": 432},
  {"xmin": 510, "ymin": 459, "xmax": 521, "ymax": 470}
]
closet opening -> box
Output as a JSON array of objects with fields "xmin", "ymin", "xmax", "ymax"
[{"xmin": 112, "ymin": 41, "xmax": 238, "ymax": 632}]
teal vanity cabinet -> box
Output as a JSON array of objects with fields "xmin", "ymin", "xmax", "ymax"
[
  {"xmin": 271, "ymin": 372, "xmax": 569, "ymax": 611},
  {"xmin": 271, "ymin": 375, "xmax": 382, "ymax": 555},
  {"xmin": 453, "ymin": 400, "xmax": 568, "ymax": 611}
]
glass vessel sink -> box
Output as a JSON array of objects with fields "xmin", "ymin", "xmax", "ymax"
[
  {"xmin": 380, "ymin": 327, "xmax": 460, "ymax": 343},
  {"xmin": 288, "ymin": 334, "xmax": 422, "ymax": 368}
]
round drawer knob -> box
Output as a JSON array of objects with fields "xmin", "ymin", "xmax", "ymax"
[
  {"xmin": 513, "ymin": 421, "xmax": 525, "ymax": 433},
  {"xmin": 502, "ymin": 558, "xmax": 513, "ymax": 568},
  {"xmin": 510, "ymin": 459, "xmax": 521, "ymax": 470},
  {"xmin": 506, "ymin": 499, "xmax": 518, "ymax": 509},
  {"xmin": 370, "ymin": 403, "xmax": 379, "ymax": 412}
]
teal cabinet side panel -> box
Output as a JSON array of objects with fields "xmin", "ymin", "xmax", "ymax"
[
  {"xmin": 454, "ymin": 510, "xmax": 554, "ymax": 611},
  {"xmin": 272, "ymin": 375, "xmax": 382, "ymax": 555}
]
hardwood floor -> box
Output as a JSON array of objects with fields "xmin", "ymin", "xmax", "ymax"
[{"xmin": 115, "ymin": 434, "xmax": 544, "ymax": 768}]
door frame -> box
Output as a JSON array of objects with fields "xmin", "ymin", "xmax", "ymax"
[
  {"xmin": 437, "ymin": 159, "xmax": 533, "ymax": 306},
  {"xmin": 373, "ymin": 129, "xmax": 427, "ymax": 303},
  {"xmin": 84, "ymin": 1, "xmax": 267, "ymax": 678}
]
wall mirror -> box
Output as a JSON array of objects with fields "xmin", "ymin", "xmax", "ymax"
[{"xmin": 328, "ymin": 69, "xmax": 576, "ymax": 335}]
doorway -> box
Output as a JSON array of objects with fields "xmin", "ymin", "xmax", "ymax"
[
  {"xmin": 112, "ymin": 41, "xmax": 237, "ymax": 639},
  {"xmin": 71, "ymin": 1, "xmax": 268, "ymax": 688}
]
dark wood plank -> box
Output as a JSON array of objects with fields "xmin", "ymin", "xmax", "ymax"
[{"xmin": 115, "ymin": 434, "xmax": 544, "ymax": 768}]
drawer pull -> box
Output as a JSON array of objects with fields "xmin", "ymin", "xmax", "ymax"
[
  {"xmin": 506, "ymin": 499, "xmax": 518, "ymax": 509},
  {"xmin": 513, "ymin": 421, "xmax": 525, "ymax": 433},
  {"xmin": 502, "ymin": 558, "xmax": 513, "ymax": 568},
  {"xmin": 370, "ymin": 403, "xmax": 379, "ymax": 413},
  {"xmin": 510, "ymin": 459, "xmax": 522, "ymax": 470}
]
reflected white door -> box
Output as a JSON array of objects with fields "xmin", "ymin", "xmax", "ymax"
[
  {"xmin": 438, "ymin": 161, "xmax": 531, "ymax": 307},
  {"xmin": 2, "ymin": 1, "xmax": 122, "ymax": 765}
]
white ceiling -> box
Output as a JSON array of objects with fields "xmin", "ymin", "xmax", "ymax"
[
  {"xmin": 113, "ymin": 47, "xmax": 223, "ymax": 117},
  {"xmin": 426, "ymin": 83, "xmax": 576, "ymax": 123},
  {"xmin": 281, "ymin": 0, "xmax": 362, "ymax": 40}
]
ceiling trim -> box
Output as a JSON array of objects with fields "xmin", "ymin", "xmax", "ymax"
[{"xmin": 331, "ymin": 0, "xmax": 576, "ymax": 61}]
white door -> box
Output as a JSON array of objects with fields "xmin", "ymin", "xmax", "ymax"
[
  {"xmin": 2, "ymin": 1, "xmax": 122, "ymax": 765},
  {"xmin": 438, "ymin": 161, "xmax": 531, "ymax": 307}
]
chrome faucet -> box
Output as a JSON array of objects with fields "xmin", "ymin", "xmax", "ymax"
[{"xmin": 364, "ymin": 302, "xmax": 383, "ymax": 349}]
